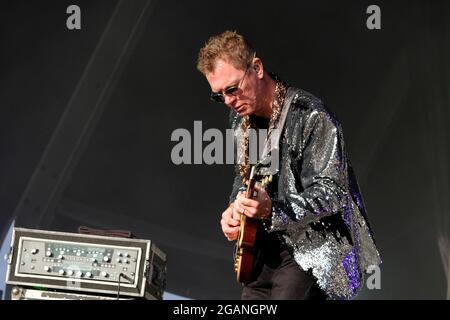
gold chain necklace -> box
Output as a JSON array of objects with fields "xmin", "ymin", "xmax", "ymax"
[{"xmin": 238, "ymin": 79, "xmax": 287, "ymax": 183}]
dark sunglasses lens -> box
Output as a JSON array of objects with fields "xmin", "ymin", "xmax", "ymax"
[
  {"xmin": 224, "ymin": 86, "xmax": 239, "ymax": 95},
  {"xmin": 210, "ymin": 93, "xmax": 224, "ymax": 103}
]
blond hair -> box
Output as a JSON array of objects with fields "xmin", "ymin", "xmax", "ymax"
[{"xmin": 197, "ymin": 30, "xmax": 255, "ymax": 75}]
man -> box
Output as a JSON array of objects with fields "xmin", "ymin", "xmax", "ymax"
[{"xmin": 197, "ymin": 31, "xmax": 381, "ymax": 300}]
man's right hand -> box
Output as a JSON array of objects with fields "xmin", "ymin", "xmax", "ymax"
[{"xmin": 221, "ymin": 204, "xmax": 241, "ymax": 241}]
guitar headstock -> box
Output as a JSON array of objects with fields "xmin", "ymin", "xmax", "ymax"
[
  {"xmin": 248, "ymin": 162, "xmax": 273, "ymax": 189},
  {"xmin": 260, "ymin": 175, "xmax": 273, "ymax": 188}
]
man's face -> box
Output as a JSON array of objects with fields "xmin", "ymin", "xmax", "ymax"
[{"xmin": 205, "ymin": 58, "xmax": 260, "ymax": 117}]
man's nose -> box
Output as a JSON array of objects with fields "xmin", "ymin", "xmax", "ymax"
[{"xmin": 224, "ymin": 94, "xmax": 237, "ymax": 106}]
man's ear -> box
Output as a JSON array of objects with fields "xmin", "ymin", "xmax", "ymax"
[{"xmin": 253, "ymin": 58, "xmax": 264, "ymax": 79}]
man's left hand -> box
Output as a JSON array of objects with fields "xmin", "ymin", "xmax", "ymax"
[{"xmin": 235, "ymin": 184, "xmax": 272, "ymax": 220}]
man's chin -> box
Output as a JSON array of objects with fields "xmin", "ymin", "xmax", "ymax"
[{"xmin": 236, "ymin": 107, "xmax": 251, "ymax": 116}]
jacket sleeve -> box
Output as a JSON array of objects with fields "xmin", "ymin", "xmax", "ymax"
[{"xmin": 269, "ymin": 109, "xmax": 350, "ymax": 232}]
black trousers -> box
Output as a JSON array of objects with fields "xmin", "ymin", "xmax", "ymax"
[{"xmin": 241, "ymin": 229, "xmax": 327, "ymax": 300}]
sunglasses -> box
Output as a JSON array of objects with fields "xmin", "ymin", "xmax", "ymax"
[{"xmin": 210, "ymin": 63, "xmax": 251, "ymax": 104}]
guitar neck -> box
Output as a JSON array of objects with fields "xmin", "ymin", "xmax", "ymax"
[{"xmin": 245, "ymin": 179, "xmax": 256, "ymax": 200}]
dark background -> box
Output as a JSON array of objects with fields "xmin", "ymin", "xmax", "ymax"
[{"xmin": 1, "ymin": 0, "xmax": 449, "ymax": 299}]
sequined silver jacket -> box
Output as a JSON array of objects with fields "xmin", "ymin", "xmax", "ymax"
[{"xmin": 229, "ymin": 87, "xmax": 381, "ymax": 299}]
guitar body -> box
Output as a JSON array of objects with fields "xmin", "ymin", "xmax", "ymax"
[
  {"xmin": 234, "ymin": 215, "xmax": 258, "ymax": 283},
  {"xmin": 233, "ymin": 167, "xmax": 272, "ymax": 283}
]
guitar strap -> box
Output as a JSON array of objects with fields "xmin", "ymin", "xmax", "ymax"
[{"xmin": 260, "ymin": 87, "xmax": 301, "ymax": 175}]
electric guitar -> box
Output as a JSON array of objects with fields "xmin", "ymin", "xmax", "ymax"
[{"xmin": 233, "ymin": 165, "xmax": 272, "ymax": 283}]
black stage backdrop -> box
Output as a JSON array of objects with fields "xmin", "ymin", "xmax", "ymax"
[{"xmin": 0, "ymin": 0, "xmax": 449, "ymax": 299}]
